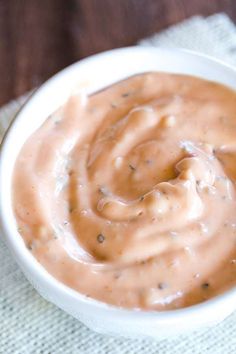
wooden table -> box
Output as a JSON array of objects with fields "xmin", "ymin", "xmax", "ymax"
[{"xmin": 1, "ymin": 0, "xmax": 236, "ymax": 106}]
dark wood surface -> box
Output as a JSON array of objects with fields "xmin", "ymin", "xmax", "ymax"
[{"xmin": 1, "ymin": 0, "xmax": 236, "ymax": 106}]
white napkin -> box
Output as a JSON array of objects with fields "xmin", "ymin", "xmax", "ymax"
[{"xmin": 1, "ymin": 13, "xmax": 236, "ymax": 354}]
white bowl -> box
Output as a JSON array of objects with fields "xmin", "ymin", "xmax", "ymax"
[{"xmin": 1, "ymin": 47, "xmax": 236, "ymax": 340}]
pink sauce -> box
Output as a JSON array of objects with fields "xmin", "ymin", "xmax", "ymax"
[{"xmin": 13, "ymin": 73, "xmax": 236, "ymax": 310}]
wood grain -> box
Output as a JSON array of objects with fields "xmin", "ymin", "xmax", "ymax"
[{"xmin": 1, "ymin": 0, "xmax": 236, "ymax": 105}]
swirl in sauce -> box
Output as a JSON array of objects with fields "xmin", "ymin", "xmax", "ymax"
[{"xmin": 13, "ymin": 73, "xmax": 236, "ymax": 310}]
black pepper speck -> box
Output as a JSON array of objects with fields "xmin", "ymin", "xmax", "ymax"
[
  {"xmin": 202, "ymin": 282, "xmax": 210, "ymax": 289},
  {"xmin": 158, "ymin": 282, "xmax": 168, "ymax": 290},
  {"xmin": 129, "ymin": 164, "xmax": 136, "ymax": 171},
  {"xmin": 97, "ymin": 233, "xmax": 105, "ymax": 243},
  {"xmin": 121, "ymin": 92, "xmax": 130, "ymax": 98}
]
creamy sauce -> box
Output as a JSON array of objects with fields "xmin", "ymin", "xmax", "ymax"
[{"xmin": 13, "ymin": 73, "xmax": 236, "ymax": 310}]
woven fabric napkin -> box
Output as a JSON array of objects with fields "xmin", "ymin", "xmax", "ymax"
[{"xmin": 1, "ymin": 13, "xmax": 236, "ymax": 354}]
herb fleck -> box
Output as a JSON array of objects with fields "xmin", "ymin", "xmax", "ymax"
[
  {"xmin": 97, "ymin": 233, "xmax": 105, "ymax": 243},
  {"xmin": 140, "ymin": 196, "xmax": 144, "ymax": 201},
  {"xmin": 111, "ymin": 103, "xmax": 117, "ymax": 109}
]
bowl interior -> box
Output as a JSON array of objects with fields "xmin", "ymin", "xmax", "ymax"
[{"xmin": 1, "ymin": 47, "xmax": 236, "ymax": 324}]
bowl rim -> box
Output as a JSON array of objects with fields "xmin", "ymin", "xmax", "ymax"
[{"xmin": 1, "ymin": 45, "xmax": 236, "ymax": 322}]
